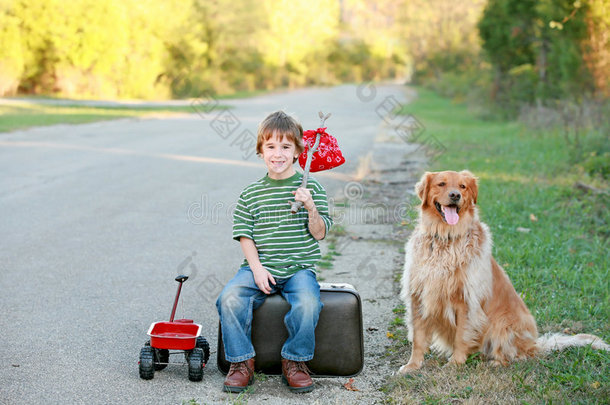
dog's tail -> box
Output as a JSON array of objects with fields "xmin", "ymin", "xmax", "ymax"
[{"xmin": 536, "ymin": 333, "xmax": 610, "ymax": 354}]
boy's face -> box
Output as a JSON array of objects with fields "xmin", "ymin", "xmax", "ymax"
[{"xmin": 261, "ymin": 133, "xmax": 298, "ymax": 180}]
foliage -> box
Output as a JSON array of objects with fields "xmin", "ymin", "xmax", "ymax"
[
  {"xmin": 478, "ymin": 0, "xmax": 602, "ymax": 116},
  {"xmin": 478, "ymin": 0, "xmax": 539, "ymax": 72},
  {"xmin": 1, "ymin": 0, "xmax": 606, "ymax": 114},
  {"xmin": 0, "ymin": 0, "xmax": 410, "ymax": 99},
  {"xmin": 400, "ymin": 0, "xmax": 487, "ymax": 80},
  {"xmin": 0, "ymin": 0, "xmax": 23, "ymax": 95},
  {"xmin": 1, "ymin": 0, "xmax": 176, "ymax": 99},
  {"xmin": 164, "ymin": 0, "xmax": 267, "ymax": 96}
]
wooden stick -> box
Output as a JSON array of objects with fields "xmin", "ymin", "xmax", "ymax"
[{"xmin": 290, "ymin": 111, "xmax": 331, "ymax": 213}]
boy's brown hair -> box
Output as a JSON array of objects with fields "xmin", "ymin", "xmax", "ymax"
[{"xmin": 256, "ymin": 111, "xmax": 304, "ymax": 163}]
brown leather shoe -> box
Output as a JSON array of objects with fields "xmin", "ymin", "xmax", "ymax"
[
  {"xmin": 281, "ymin": 358, "xmax": 314, "ymax": 393},
  {"xmin": 223, "ymin": 358, "xmax": 255, "ymax": 393}
]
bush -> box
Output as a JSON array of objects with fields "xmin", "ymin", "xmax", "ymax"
[{"xmin": 519, "ymin": 98, "xmax": 610, "ymax": 180}]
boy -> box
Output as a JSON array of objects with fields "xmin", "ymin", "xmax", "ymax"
[{"xmin": 216, "ymin": 111, "xmax": 333, "ymax": 393}]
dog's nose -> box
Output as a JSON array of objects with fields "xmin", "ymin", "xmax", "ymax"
[{"xmin": 449, "ymin": 191, "xmax": 461, "ymax": 201}]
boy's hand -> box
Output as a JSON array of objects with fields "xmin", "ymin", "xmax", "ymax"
[
  {"xmin": 251, "ymin": 266, "xmax": 276, "ymax": 294},
  {"xmin": 292, "ymin": 187, "xmax": 315, "ymax": 211}
]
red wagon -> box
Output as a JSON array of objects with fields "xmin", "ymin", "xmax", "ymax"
[{"xmin": 139, "ymin": 275, "xmax": 209, "ymax": 381}]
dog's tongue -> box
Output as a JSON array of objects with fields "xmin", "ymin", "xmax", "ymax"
[{"xmin": 442, "ymin": 206, "xmax": 459, "ymax": 225}]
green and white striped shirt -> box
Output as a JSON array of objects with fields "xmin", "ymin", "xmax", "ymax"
[{"xmin": 232, "ymin": 172, "xmax": 333, "ymax": 278}]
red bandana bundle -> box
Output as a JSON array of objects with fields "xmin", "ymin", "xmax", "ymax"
[{"xmin": 298, "ymin": 127, "xmax": 345, "ymax": 172}]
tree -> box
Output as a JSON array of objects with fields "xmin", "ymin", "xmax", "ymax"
[
  {"xmin": 401, "ymin": 0, "xmax": 487, "ymax": 80},
  {"xmin": 581, "ymin": 0, "xmax": 610, "ymax": 97},
  {"xmin": 257, "ymin": 0, "xmax": 340, "ymax": 87},
  {"xmin": 0, "ymin": 0, "xmax": 24, "ymax": 95},
  {"xmin": 478, "ymin": 0, "xmax": 595, "ymax": 108},
  {"xmin": 341, "ymin": 0, "xmax": 410, "ymax": 80}
]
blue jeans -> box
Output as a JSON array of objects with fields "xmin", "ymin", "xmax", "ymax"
[{"xmin": 216, "ymin": 266, "xmax": 323, "ymax": 363}]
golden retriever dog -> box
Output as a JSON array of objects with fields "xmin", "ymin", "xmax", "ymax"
[{"xmin": 399, "ymin": 170, "xmax": 609, "ymax": 373}]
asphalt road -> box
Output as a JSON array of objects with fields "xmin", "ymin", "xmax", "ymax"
[{"xmin": 0, "ymin": 84, "xmax": 413, "ymax": 404}]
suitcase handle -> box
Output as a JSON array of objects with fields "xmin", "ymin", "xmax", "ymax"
[{"xmin": 319, "ymin": 282, "xmax": 355, "ymax": 290}]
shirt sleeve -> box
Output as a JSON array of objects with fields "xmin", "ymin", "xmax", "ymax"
[
  {"xmin": 232, "ymin": 191, "xmax": 254, "ymax": 241},
  {"xmin": 310, "ymin": 178, "xmax": 333, "ymax": 236}
]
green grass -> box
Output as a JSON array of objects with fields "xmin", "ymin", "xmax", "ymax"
[
  {"xmin": 0, "ymin": 89, "xmax": 266, "ymax": 134},
  {"xmin": 387, "ymin": 88, "xmax": 609, "ymax": 404},
  {"xmin": 0, "ymin": 100, "xmax": 227, "ymax": 133}
]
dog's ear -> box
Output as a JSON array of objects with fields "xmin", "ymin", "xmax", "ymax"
[
  {"xmin": 415, "ymin": 172, "xmax": 434, "ymax": 204},
  {"xmin": 460, "ymin": 170, "xmax": 478, "ymax": 205}
]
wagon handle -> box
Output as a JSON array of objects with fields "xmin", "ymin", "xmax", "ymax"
[{"xmin": 170, "ymin": 275, "xmax": 188, "ymax": 322}]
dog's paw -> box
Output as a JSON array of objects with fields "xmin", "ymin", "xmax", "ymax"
[
  {"xmin": 398, "ymin": 363, "xmax": 421, "ymax": 374},
  {"xmin": 447, "ymin": 353, "xmax": 467, "ymax": 365},
  {"xmin": 487, "ymin": 356, "xmax": 509, "ymax": 367}
]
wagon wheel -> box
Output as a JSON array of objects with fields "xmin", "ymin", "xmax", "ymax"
[
  {"xmin": 139, "ymin": 346, "xmax": 155, "ymax": 380},
  {"xmin": 196, "ymin": 336, "xmax": 210, "ymax": 365},
  {"xmin": 145, "ymin": 340, "xmax": 169, "ymax": 371},
  {"xmin": 188, "ymin": 348, "xmax": 204, "ymax": 381}
]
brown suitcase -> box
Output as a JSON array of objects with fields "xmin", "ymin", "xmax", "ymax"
[{"xmin": 217, "ymin": 282, "xmax": 363, "ymax": 376}]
